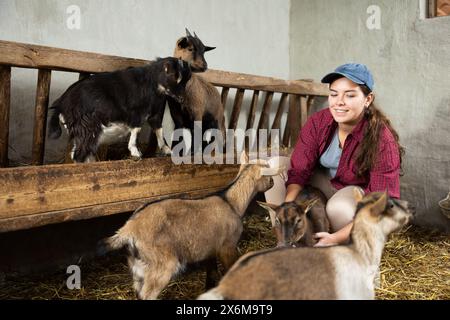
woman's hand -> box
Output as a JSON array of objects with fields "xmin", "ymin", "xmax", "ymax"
[
  {"xmin": 313, "ymin": 232, "xmax": 339, "ymax": 247},
  {"xmin": 314, "ymin": 222, "xmax": 354, "ymax": 247}
]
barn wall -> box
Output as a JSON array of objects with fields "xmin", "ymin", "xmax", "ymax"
[{"xmin": 290, "ymin": 0, "xmax": 450, "ymax": 232}]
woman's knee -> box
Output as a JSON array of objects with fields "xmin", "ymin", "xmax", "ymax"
[{"xmin": 326, "ymin": 186, "xmax": 364, "ymax": 231}]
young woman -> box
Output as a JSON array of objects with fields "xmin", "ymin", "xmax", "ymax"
[{"xmin": 285, "ymin": 63, "xmax": 404, "ymax": 247}]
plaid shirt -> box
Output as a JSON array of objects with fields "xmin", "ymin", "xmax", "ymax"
[{"xmin": 287, "ymin": 108, "xmax": 401, "ymax": 198}]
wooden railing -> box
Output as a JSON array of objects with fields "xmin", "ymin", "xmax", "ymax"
[
  {"xmin": 0, "ymin": 40, "xmax": 329, "ymax": 232},
  {"xmin": 0, "ymin": 40, "xmax": 329, "ymax": 167}
]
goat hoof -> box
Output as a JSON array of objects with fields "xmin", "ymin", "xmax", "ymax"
[
  {"xmin": 161, "ymin": 146, "xmax": 172, "ymax": 155},
  {"xmin": 130, "ymin": 155, "xmax": 142, "ymax": 161}
]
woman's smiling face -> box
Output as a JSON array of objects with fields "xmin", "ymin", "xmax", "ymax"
[{"xmin": 328, "ymin": 77, "xmax": 373, "ymax": 126}]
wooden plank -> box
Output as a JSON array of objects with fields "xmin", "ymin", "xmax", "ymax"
[
  {"xmin": 244, "ymin": 90, "xmax": 259, "ymax": 151},
  {"xmin": 287, "ymin": 94, "xmax": 301, "ymax": 147},
  {"xmin": 246, "ymin": 90, "xmax": 259, "ymax": 130},
  {"xmin": 429, "ymin": 0, "xmax": 437, "ymax": 17},
  {"xmin": 0, "ymin": 185, "xmax": 230, "ymax": 233},
  {"xmin": 0, "ymin": 66, "xmax": 11, "ymax": 167},
  {"xmin": 257, "ymin": 92, "xmax": 274, "ymax": 131},
  {"xmin": 0, "ymin": 157, "xmax": 240, "ymax": 221},
  {"xmin": 271, "ymin": 93, "xmax": 288, "ymax": 130},
  {"xmin": 270, "ymin": 93, "xmax": 288, "ymax": 146},
  {"xmin": 201, "ymin": 69, "xmax": 329, "ymax": 96},
  {"xmin": 0, "ymin": 40, "xmax": 148, "ymax": 73},
  {"xmin": 300, "ymin": 95, "xmax": 308, "ymax": 128},
  {"xmin": 31, "ymin": 69, "xmax": 52, "ymax": 165},
  {"xmin": 228, "ymin": 89, "xmax": 245, "ymax": 130},
  {"xmin": 221, "ymin": 87, "xmax": 229, "ymax": 110},
  {"xmin": 305, "ymin": 95, "xmax": 315, "ymax": 126},
  {"xmin": 0, "ymin": 40, "xmax": 328, "ymax": 96}
]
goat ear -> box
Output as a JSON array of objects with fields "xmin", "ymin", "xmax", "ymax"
[
  {"xmin": 303, "ymin": 198, "xmax": 319, "ymax": 213},
  {"xmin": 163, "ymin": 61, "xmax": 176, "ymax": 77},
  {"xmin": 239, "ymin": 150, "xmax": 249, "ymax": 165},
  {"xmin": 205, "ymin": 46, "xmax": 216, "ymax": 52},
  {"xmin": 257, "ymin": 201, "xmax": 278, "ymax": 227},
  {"xmin": 353, "ymin": 187, "xmax": 364, "ymax": 202},
  {"xmin": 370, "ymin": 192, "xmax": 388, "ymax": 216},
  {"xmin": 177, "ymin": 37, "xmax": 190, "ymax": 49}
]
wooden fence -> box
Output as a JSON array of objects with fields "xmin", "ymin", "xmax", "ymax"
[{"xmin": 0, "ymin": 40, "xmax": 329, "ymax": 232}]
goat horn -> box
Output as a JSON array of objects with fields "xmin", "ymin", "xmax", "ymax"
[
  {"xmin": 185, "ymin": 28, "xmax": 192, "ymax": 37},
  {"xmin": 194, "ymin": 31, "xmax": 199, "ymax": 39}
]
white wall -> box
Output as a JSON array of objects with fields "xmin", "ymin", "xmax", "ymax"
[{"xmin": 0, "ymin": 0, "xmax": 290, "ymax": 77}]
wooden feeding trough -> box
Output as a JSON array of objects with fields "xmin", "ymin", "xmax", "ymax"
[{"xmin": 0, "ymin": 40, "xmax": 329, "ymax": 233}]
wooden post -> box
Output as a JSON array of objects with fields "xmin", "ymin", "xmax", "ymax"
[
  {"xmin": 0, "ymin": 66, "xmax": 11, "ymax": 167},
  {"xmin": 300, "ymin": 95, "xmax": 308, "ymax": 128},
  {"xmin": 31, "ymin": 69, "xmax": 52, "ymax": 165},
  {"xmin": 221, "ymin": 87, "xmax": 229, "ymax": 109},
  {"xmin": 257, "ymin": 92, "xmax": 274, "ymax": 131},
  {"xmin": 287, "ymin": 94, "xmax": 301, "ymax": 147},
  {"xmin": 271, "ymin": 93, "xmax": 288, "ymax": 130},
  {"xmin": 270, "ymin": 93, "xmax": 288, "ymax": 147},
  {"xmin": 246, "ymin": 90, "xmax": 259, "ymax": 130},
  {"xmin": 228, "ymin": 89, "xmax": 245, "ymax": 130},
  {"xmin": 428, "ymin": 0, "xmax": 437, "ymax": 18},
  {"xmin": 306, "ymin": 95, "xmax": 315, "ymax": 123},
  {"xmin": 79, "ymin": 72, "xmax": 90, "ymax": 80},
  {"xmin": 245, "ymin": 90, "xmax": 259, "ymax": 151},
  {"xmin": 282, "ymin": 121, "xmax": 291, "ymax": 148}
]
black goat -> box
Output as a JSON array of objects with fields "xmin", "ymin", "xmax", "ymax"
[{"xmin": 48, "ymin": 57, "xmax": 191, "ymax": 162}]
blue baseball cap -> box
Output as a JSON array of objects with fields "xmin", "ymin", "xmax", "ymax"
[{"xmin": 321, "ymin": 63, "xmax": 374, "ymax": 91}]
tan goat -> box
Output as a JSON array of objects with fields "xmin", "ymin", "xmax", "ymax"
[
  {"xmin": 198, "ymin": 190, "xmax": 414, "ymax": 300},
  {"xmin": 170, "ymin": 29, "xmax": 226, "ymax": 149},
  {"xmin": 258, "ymin": 186, "xmax": 330, "ymax": 247},
  {"xmin": 98, "ymin": 153, "xmax": 284, "ymax": 299}
]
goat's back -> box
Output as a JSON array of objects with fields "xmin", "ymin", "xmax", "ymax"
[
  {"xmin": 206, "ymin": 247, "xmax": 338, "ymax": 300},
  {"xmin": 119, "ymin": 195, "xmax": 241, "ymax": 261}
]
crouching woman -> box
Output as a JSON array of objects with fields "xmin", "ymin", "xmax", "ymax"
[{"xmin": 285, "ymin": 63, "xmax": 404, "ymax": 247}]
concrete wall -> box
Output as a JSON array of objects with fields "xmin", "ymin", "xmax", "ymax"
[
  {"xmin": 0, "ymin": 0, "xmax": 290, "ymax": 163},
  {"xmin": 290, "ymin": 0, "xmax": 450, "ymax": 232}
]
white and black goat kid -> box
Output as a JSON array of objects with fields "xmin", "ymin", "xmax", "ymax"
[{"xmin": 48, "ymin": 57, "xmax": 191, "ymax": 163}]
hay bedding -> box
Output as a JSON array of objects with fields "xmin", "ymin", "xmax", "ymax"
[{"xmin": 0, "ymin": 213, "xmax": 448, "ymax": 300}]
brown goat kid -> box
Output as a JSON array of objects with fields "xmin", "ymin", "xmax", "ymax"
[
  {"xmin": 169, "ymin": 29, "xmax": 226, "ymax": 151},
  {"xmin": 98, "ymin": 153, "xmax": 284, "ymax": 300},
  {"xmin": 198, "ymin": 190, "xmax": 414, "ymax": 300},
  {"xmin": 258, "ymin": 186, "xmax": 330, "ymax": 247}
]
